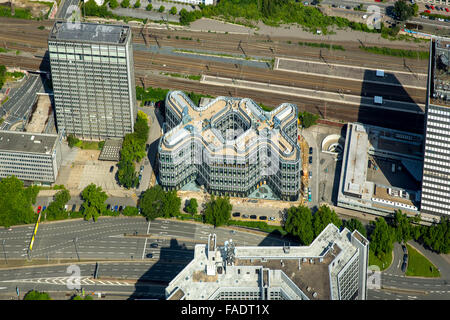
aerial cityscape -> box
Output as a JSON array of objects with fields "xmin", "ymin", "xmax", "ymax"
[{"xmin": 0, "ymin": 0, "xmax": 449, "ymax": 306}]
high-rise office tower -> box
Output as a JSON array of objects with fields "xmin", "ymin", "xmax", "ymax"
[
  {"xmin": 421, "ymin": 38, "xmax": 450, "ymax": 216},
  {"xmin": 48, "ymin": 21, "xmax": 137, "ymax": 140}
]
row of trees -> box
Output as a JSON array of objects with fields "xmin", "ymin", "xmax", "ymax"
[
  {"xmin": 117, "ymin": 111, "xmax": 149, "ymax": 189},
  {"xmin": 283, "ymin": 204, "xmax": 360, "ymax": 245}
]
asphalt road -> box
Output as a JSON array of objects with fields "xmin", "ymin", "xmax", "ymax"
[{"xmin": 0, "ymin": 75, "xmax": 44, "ymax": 130}]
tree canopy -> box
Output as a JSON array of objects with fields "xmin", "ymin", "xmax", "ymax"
[
  {"xmin": 185, "ymin": 198, "xmax": 198, "ymax": 215},
  {"xmin": 44, "ymin": 189, "xmax": 71, "ymax": 221},
  {"xmin": 393, "ymin": 0, "xmax": 415, "ymax": 21},
  {"xmin": 23, "ymin": 290, "xmax": 51, "ymax": 300},
  {"xmin": 312, "ymin": 205, "xmax": 342, "ymax": 237},
  {"xmin": 284, "ymin": 205, "xmax": 314, "ymax": 245},
  {"xmin": 370, "ymin": 217, "xmax": 395, "ymax": 258},
  {"xmin": 139, "ymin": 185, "xmax": 164, "ymax": 220},
  {"xmin": 81, "ymin": 183, "xmax": 108, "ymax": 222},
  {"xmin": 298, "ymin": 111, "xmax": 319, "ymax": 128},
  {"xmin": 0, "ymin": 176, "xmax": 37, "ymax": 228},
  {"xmin": 204, "ymin": 196, "xmax": 232, "ymax": 227},
  {"xmin": 343, "ymin": 218, "xmax": 367, "ymax": 238}
]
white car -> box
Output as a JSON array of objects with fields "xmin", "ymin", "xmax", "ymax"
[
  {"xmin": 363, "ymin": 14, "xmax": 368, "ymax": 19},
  {"xmin": 269, "ymin": 217, "xmax": 276, "ymax": 221}
]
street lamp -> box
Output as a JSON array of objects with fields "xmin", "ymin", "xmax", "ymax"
[
  {"xmin": 2, "ymin": 240, "xmax": 7, "ymax": 264},
  {"xmin": 73, "ymin": 237, "xmax": 80, "ymax": 262}
]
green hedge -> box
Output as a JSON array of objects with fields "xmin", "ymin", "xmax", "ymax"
[{"xmin": 227, "ymin": 220, "xmax": 287, "ymax": 236}]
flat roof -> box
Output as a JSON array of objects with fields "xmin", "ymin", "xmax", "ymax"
[
  {"xmin": 49, "ymin": 21, "xmax": 130, "ymax": 45},
  {"xmin": 162, "ymin": 91, "xmax": 299, "ymax": 161},
  {"xmin": 165, "ymin": 224, "xmax": 365, "ymax": 300},
  {"xmin": 430, "ymin": 38, "xmax": 450, "ymax": 107},
  {"xmin": 0, "ymin": 130, "xmax": 59, "ymax": 155}
]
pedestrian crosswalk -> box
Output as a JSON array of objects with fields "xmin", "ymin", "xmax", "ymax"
[{"xmin": 1, "ymin": 277, "xmax": 134, "ymax": 286}]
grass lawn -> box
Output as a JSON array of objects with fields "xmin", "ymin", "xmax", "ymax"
[
  {"xmin": 73, "ymin": 140, "xmax": 103, "ymax": 150},
  {"xmin": 405, "ymin": 244, "xmax": 441, "ymax": 278},
  {"xmin": 369, "ymin": 248, "xmax": 393, "ymax": 271}
]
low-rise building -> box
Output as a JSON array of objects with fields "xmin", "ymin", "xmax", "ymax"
[
  {"xmin": 0, "ymin": 130, "xmax": 62, "ymax": 185},
  {"xmin": 337, "ymin": 122, "xmax": 423, "ymax": 216},
  {"xmin": 166, "ymin": 224, "xmax": 369, "ymax": 300}
]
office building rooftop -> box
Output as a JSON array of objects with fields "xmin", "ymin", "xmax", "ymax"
[
  {"xmin": 430, "ymin": 38, "xmax": 450, "ymax": 107},
  {"xmin": 49, "ymin": 21, "xmax": 129, "ymax": 45},
  {"xmin": 0, "ymin": 130, "xmax": 59, "ymax": 155},
  {"xmin": 165, "ymin": 224, "xmax": 369, "ymax": 300}
]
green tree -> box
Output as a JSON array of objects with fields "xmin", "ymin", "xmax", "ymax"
[
  {"xmin": 134, "ymin": 0, "xmax": 140, "ymax": 8},
  {"xmin": 44, "ymin": 189, "xmax": 71, "ymax": 221},
  {"xmin": 121, "ymin": 0, "xmax": 130, "ymax": 8},
  {"xmin": 81, "ymin": 183, "xmax": 107, "ymax": 222},
  {"xmin": 67, "ymin": 134, "xmax": 80, "ymax": 148},
  {"xmin": 185, "ymin": 198, "xmax": 198, "ymax": 215},
  {"xmin": 312, "ymin": 204, "xmax": 342, "ymax": 237},
  {"xmin": 370, "ymin": 217, "xmax": 395, "ymax": 258},
  {"xmin": 146, "ymin": 3, "xmax": 152, "ymax": 11},
  {"xmin": 122, "ymin": 206, "xmax": 139, "ymax": 216},
  {"xmin": 393, "ymin": 0, "xmax": 415, "ymax": 21},
  {"xmin": 169, "ymin": 6, "xmax": 177, "ymax": 15},
  {"xmin": 158, "ymin": 5, "xmax": 165, "ymax": 12},
  {"xmin": 109, "ymin": 0, "xmax": 119, "ymax": 9},
  {"xmin": 161, "ymin": 190, "xmax": 181, "ymax": 218},
  {"xmin": 0, "ymin": 176, "xmax": 36, "ymax": 228},
  {"xmin": 23, "ymin": 290, "xmax": 51, "ymax": 300},
  {"xmin": 298, "ymin": 111, "xmax": 319, "ymax": 128},
  {"xmin": 117, "ymin": 159, "xmax": 138, "ymax": 189},
  {"xmin": 392, "ymin": 210, "xmax": 412, "ymax": 242},
  {"xmin": 343, "ymin": 218, "xmax": 367, "ymax": 238},
  {"xmin": 204, "ymin": 196, "xmax": 232, "ymax": 227},
  {"xmin": 139, "ymin": 185, "xmax": 165, "ymax": 220},
  {"xmin": 421, "ymin": 216, "xmax": 449, "ymax": 254},
  {"xmin": 284, "ymin": 205, "xmax": 314, "ymax": 245}
]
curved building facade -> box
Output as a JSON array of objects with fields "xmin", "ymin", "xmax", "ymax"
[{"xmin": 158, "ymin": 91, "xmax": 301, "ymax": 201}]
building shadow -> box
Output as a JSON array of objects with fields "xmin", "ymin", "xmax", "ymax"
[
  {"xmin": 127, "ymin": 238, "xmax": 194, "ymax": 300},
  {"xmin": 330, "ymin": 125, "xmax": 347, "ymax": 205},
  {"xmin": 358, "ymin": 69, "xmax": 425, "ymax": 134},
  {"xmin": 39, "ymin": 50, "xmax": 50, "ymax": 72}
]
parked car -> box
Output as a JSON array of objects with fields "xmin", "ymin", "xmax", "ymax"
[
  {"xmin": 119, "ymin": 206, "xmax": 123, "ymax": 212},
  {"xmin": 146, "ymin": 253, "xmax": 153, "ymax": 258},
  {"xmin": 250, "ymin": 215, "xmax": 257, "ymax": 219},
  {"xmin": 232, "ymin": 212, "xmax": 241, "ymax": 217},
  {"xmin": 42, "ymin": 206, "xmax": 47, "ymax": 212},
  {"xmin": 110, "ymin": 166, "xmax": 114, "ymax": 173},
  {"xmin": 309, "ymin": 147, "xmax": 313, "ymax": 155},
  {"xmin": 445, "ymin": 8, "xmax": 449, "ymax": 12},
  {"xmin": 140, "ymin": 165, "xmax": 144, "ymax": 172},
  {"xmin": 269, "ymin": 217, "xmax": 275, "ymax": 221},
  {"xmin": 308, "ymin": 156, "xmax": 313, "ymax": 164},
  {"xmin": 107, "ymin": 204, "xmax": 111, "ymax": 210},
  {"xmin": 259, "ymin": 216, "xmax": 267, "ymax": 221},
  {"xmin": 402, "ymin": 245, "xmax": 407, "ymax": 253},
  {"xmin": 230, "ymin": 230, "xmax": 236, "ymax": 234},
  {"xmin": 430, "ymin": 5, "xmax": 435, "ymax": 10},
  {"xmin": 71, "ymin": 204, "xmax": 77, "ymax": 211},
  {"xmin": 403, "ymin": 254, "xmax": 408, "ymax": 262},
  {"xmin": 401, "ymin": 261, "xmax": 407, "ymax": 272},
  {"xmin": 114, "ymin": 205, "xmax": 118, "ymax": 212},
  {"xmin": 150, "ymin": 243, "xmax": 159, "ymax": 248},
  {"xmin": 309, "ymin": 171, "xmax": 312, "ymax": 179},
  {"xmin": 308, "ymin": 194, "xmax": 312, "ymax": 202},
  {"xmin": 242, "ymin": 214, "xmax": 249, "ymax": 218}
]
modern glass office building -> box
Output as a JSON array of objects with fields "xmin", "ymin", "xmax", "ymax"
[
  {"xmin": 159, "ymin": 91, "xmax": 301, "ymax": 201},
  {"xmin": 421, "ymin": 38, "xmax": 450, "ymax": 216},
  {"xmin": 48, "ymin": 21, "xmax": 137, "ymax": 140}
]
